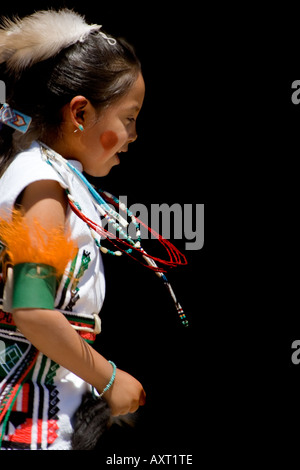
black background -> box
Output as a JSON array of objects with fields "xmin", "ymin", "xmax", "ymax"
[{"xmin": 1, "ymin": 1, "xmax": 208, "ymax": 461}]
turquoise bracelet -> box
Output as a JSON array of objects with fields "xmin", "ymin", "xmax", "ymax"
[{"xmin": 92, "ymin": 361, "xmax": 117, "ymax": 400}]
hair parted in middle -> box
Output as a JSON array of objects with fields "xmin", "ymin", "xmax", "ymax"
[{"xmin": 0, "ymin": 8, "xmax": 141, "ymax": 172}]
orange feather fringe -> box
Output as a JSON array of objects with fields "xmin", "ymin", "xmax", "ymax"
[{"xmin": 0, "ymin": 211, "xmax": 77, "ymax": 278}]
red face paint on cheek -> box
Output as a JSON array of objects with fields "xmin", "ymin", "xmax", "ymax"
[{"xmin": 100, "ymin": 131, "xmax": 118, "ymax": 150}]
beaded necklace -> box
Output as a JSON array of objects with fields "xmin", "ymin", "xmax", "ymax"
[{"xmin": 40, "ymin": 142, "xmax": 188, "ymax": 327}]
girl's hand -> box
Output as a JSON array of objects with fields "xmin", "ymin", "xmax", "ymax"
[{"xmin": 103, "ymin": 368, "xmax": 146, "ymax": 416}]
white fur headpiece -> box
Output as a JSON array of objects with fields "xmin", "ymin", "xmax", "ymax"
[{"xmin": 0, "ymin": 9, "xmax": 102, "ymax": 72}]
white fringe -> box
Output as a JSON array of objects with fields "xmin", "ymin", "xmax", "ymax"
[{"xmin": 0, "ymin": 9, "xmax": 101, "ymax": 72}]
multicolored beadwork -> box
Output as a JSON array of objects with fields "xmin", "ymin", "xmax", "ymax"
[
  {"xmin": 40, "ymin": 142, "xmax": 189, "ymax": 327},
  {"xmin": 0, "ymin": 103, "xmax": 32, "ymax": 133}
]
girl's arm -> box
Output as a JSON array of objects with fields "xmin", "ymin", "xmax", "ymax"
[
  {"xmin": 12, "ymin": 180, "xmax": 145, "ymax": 416},
  {"xmin": 13, "ymin": 307, "xmax": 145, "ymax": 415}
]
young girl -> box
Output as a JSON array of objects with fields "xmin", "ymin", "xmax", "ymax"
[
  {"xmin": 0, "ymin": 8, "xmax": 187, "ymax": 451},
  {"xmin": 0, "ymin": 9, "xmax": 147, "ymax": 450}
]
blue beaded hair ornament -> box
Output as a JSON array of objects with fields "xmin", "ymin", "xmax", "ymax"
[
  {"xmin": 0, "ymin": 103, "xmax": 32, "ymax": 133},
  {"xmin": 40, "ymin": 142, "xmax": 189, "ymax": 327}
]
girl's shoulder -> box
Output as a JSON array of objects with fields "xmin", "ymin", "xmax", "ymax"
[
  {"xmin": 0, "ymin": 141, "xmax": 67, "ymax": 211},
  {"xmin": 3, "ymin": 141, "xmax": 66, "ymax": 183}
]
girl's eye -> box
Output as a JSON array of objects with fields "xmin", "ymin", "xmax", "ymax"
[{"xmin": 127, "ymin": 117, "xmax": 136, "ymax": 123}]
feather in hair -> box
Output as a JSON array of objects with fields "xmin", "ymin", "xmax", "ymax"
[{"xmin": 0, "ymin": 9, "xmax": 101, "ymax": 72}]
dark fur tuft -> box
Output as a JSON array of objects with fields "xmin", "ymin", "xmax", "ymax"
[{"xmin": 71, "ymin": 392, "xmax": 111, "ymax": 450}]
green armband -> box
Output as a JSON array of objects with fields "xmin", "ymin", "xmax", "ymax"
[{"xmin": 12, "ymin": 263, "xmax": 57, "ymax": 310}]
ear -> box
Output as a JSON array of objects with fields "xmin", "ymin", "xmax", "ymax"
[{"xmin": 68, "ymin": 96, "xmax": 89, "ymax": 129}]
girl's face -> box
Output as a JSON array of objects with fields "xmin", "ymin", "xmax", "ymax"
[{"xmin": 63, "ymin": 73, "xmax": 145, "ymax": 177}]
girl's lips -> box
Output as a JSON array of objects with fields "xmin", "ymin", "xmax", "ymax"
[{"xmin": 116, "ymin": 149, "xmax": 128, "ymax": 162}]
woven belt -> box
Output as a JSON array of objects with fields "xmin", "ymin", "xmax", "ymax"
[{"xmin": 0, "ymin": 307, "xmax": 101, "ymax": 343}]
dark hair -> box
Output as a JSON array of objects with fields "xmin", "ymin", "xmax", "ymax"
[{"xmin": 0, "ymin": 29, "xmax": 141, "ymax": 175}]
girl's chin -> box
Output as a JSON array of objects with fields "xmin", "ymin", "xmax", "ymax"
[{"xmin": 84, "ymin": 155, "xmax": 120, "ymax": 177}]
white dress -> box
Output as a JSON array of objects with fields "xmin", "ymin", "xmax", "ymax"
[{"xmin": 0, "ymin": 141, "xmax": 105, "ymax": 449}]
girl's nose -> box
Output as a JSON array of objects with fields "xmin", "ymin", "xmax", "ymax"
[
  {"xmin": 129, "ymin": 133, "xmax": 138, "ymax": 143},
  {"xmin": 128, "ymin": 124, "xmax": 138, "ymax": 143}
]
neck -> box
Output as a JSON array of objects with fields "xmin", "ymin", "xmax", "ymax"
[{"xmin": 41, "ymin": 127, "xmax": 76, "ymax": 161}]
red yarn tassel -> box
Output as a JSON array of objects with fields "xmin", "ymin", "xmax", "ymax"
[{"xmin": 67, "ymin": 199, "xmax": 187, "ymax": 271}]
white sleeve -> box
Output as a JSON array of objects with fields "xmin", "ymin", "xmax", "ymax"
[{"xmin": 0, "ymin": 141, "xmax": 67, "ymax": 215}]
